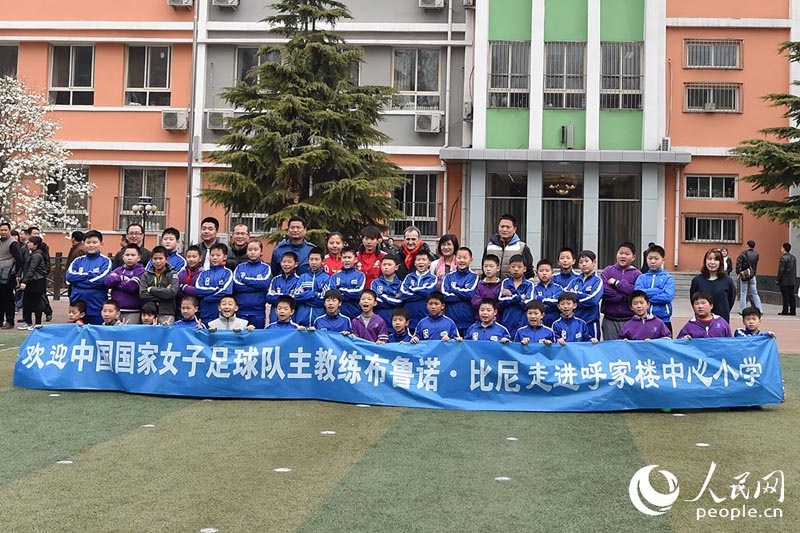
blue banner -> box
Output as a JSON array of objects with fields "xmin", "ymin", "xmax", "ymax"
[{"xmin": 13, "ymin": 325, "xmax": 784, "ymax": 411}]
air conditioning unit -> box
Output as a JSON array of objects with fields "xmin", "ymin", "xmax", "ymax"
[
  {"xmin": 419, "ymin": 0, "xmax": 445, "ymax": 9},
  {"xmin": 463, "ymin": 0, "xmax": 476, "ymax": 7},
  {"xmin": 162, "ymin": 109, "xmax": 188, "ymax": 130},
  {"xmin": 207, "ymin": 110, "xmax": 234, "ymax": 131},
  {"xmin": 167, "ymin": 0, "xmax": 193, "ymax": 8},
  {"xmin": 462, "ymin": 101, "xmax": 473, "ymax": 121},
  {"xmin": 661, "ymin": 137, "xmax": 671, "ymax": 151},
  {"xmin": 212, "ymin": 0, "xmax": 239, "ymax": 8},
  {"xmin": 703, "ymin": 102, "xmax": 717, "ymax": 112},
  {"xmin": 415, "ymin": 112, "xmax": 441, "ymax": 134}
]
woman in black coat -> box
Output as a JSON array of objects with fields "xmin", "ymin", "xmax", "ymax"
[
  {"xmin": 19, "ymin": 236, "xmax": 49, "ymax": 329},
  {"xmin": 689, "ymin": 248, "xmax": 737, "ymax": 324}
]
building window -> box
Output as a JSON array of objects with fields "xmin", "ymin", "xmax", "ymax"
[
  {"xmin": 488, "ymin": 41, "xmax": 530, "ymax": 109},
  {"xmin": 487, "ymin": 163, "xmax": 528, "ymax": 244},
  {"xmin": 544, "ymin": 42, "xmax": 586, "ymax": 109},
  {"xmin": 0, "ymin": 45, "xmax": 18, "ymax": 78},
  {"xmin": 685, "ymin": 83, "xmax": 741, "ymax": 112},
  {"xmin": 686, "ymin": 175, "xmax": 736, "ymax": 199},
  {"xmin": 236, "ymin": 47, "xmax": 281, "ymax": 85},
  {"xmin": 45, "ymin": 167, "xmax": 90, "ymax": 230},
  {"xmin": 684, "ymin": 214, "xmax": 740, "ymax": 243},
  {"xmin": 685, "ymin": 39, "xmax": 742, "ymax": 69},
  {"xmin": 49, "ymin": 45, "xmax": 94, "ymax": 105},
  {"xmin": 125, "ymin": 46, "xmax": 171, "ymax": 106},
  {"xmin": 230, "ymin": 213, "xmax": 272, "ymax": 235},
  {"xmin": 600, "ymin": 42, "xmax": 642, "ymax": 110},
  {"xmin": 542, "ymin": 162, "xmax": 583, "ymax": 261},
  {"xmin": 390, "ymin": 173, "xmax": 439, "ymax": 236},
  {"xmin": 599, "ymin": 164, "xmax": 642, "ymax": 267},
  {"xmin": 118, "ymin": 168, "xmax": 167, "ymax": 231},
  {"xmin": 392, "ymin": 49, "xmax": 440, "ymax": 110}
]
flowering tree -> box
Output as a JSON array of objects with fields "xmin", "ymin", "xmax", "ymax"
[{"xmin": 0, "ymin": 76, "xmax": 94, "ymax": 229}]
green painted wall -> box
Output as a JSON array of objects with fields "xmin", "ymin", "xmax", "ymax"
[
  {"xmin": 489, "ymin": 0, "xmax": 532, "ymax": 41},
  {"xmin": 486, "ymin": 109, "xmax": 530, "ymax": 149},
  {"xmin": 541, "ymin": 110, "xmax": 586, "ymax": 150},
  {"xmin": 599, "ymin": 110, "xmax": 643, "ymax": 150},
  {"xmin": 601, "ymin": 0, "xmax": 644, "ymax": 41},
  {"xmin": 544, "ymin": 0, "xmax": 588, "ymax": 41}
]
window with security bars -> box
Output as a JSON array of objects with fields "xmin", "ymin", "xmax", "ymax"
[
  {"xmin": 488, "ymin": 41, "xmax": 530, "ymax": 109},
  {"xmin": 600, "ymin": 42, "xmax": 642, "ymax": 110},
  {"xmin": 392, "ymin": 49, "xmax": 441, "ymax": 110},
  {"xmin": 0, "ymin": 45, "xmax": 18, "ymax": 78},
  {"xmin": 125, "ymin": 46, "xmax": 171, "ymax": 106},
  {"xmin": 236, "ymin": 47, "xmax": 282, "ymax": 85},
  {"xmin": 544, "ymin": 42, "xmax": 586, "ymax": 109},
  {"xmin": 685, "ymin": 39, "xmax": 741, "ymax": 69},
  {"xmin": 685, "ymin": 83, "xmax": 741, "ymax": 112},
  {"xmin": 118, "ymin": 168, "xmax": 167, "ymax": 231},
  {"xmin": 686, "ymin": 175, "xmax": 736, "ymax": 199},
  {"xmin": 684, "ymin": 215, "xmax": 740, "ymax": 243},
  {"xmin": 230, "ymin": 213, "xmax": 273, "ymax": 235},
  {"xmin": 390, "ymin": 173, "xmax": 439, "ymax": 237},
  {"xmin": 49, "ymin": 45, "xmax": 94, "ymax": 105}
]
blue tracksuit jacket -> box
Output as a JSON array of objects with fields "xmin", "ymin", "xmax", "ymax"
[
  {"xmin": 414, "ymin": 314, "xmax": 459, "ymax": 341},
  {"xmin": 552, "ymin": 269, "xmax": 580, "ymax": 289},
  {"xmin": 233, "ymin": 260, "xmax": 271, "ymax": 328},
  {"xmin": 400, "ymin": 270, "xmax": 438, "ymax": 328},
  {"xmin": 372, "ymin": 275, "xmax": 403, "ymax": 326},
  {"xmin": 293, "ymin": 269, "xmax": 330, "ymax": 327},
  {"xmin": 513, "ymin": 324, "xmax": 556, "ymax": 344},
  {"xmin": 314, "ymin": 313, "xmax": 352, "ymax": 333},
  {"xmin": 195, "ymin": 264, "xmax": 234, "ymax": 325},
  {"xmin": 552, "ymin": 315, "xmax": 593, "ymax": 343},
  {"xmin": 633, "ymin": 268, "xmax": 675, "ymax": 323},
  {"xmin": 566, "ymin": 273, "xmax": 604, "ymax": 327},
  {"xmin": 328, "ymin": 266, "xmax": 366, "ymax": 319},
  {"xmin": 465, "ymin": 321, "xmax": 510, "ymax": 342},
  {"xmin": 266, "ymin": 272, "xmax": 301, "ymax": 323},
  {"xmin": 441, "ymin": 268, "xmax": 479, "ymax": 329},
  {"xmin": 145, "ymin": 250, "xmax": 186, "ymax": 274},
  {"xmin": 387, "ymin": 329, "xmax": 414, "ymax": 343},
  {"xmin": 267, "ymin": 319, "xmax": 300, "ymax": 330},
  {"xmin": 532, "ymin": 280, "xmax": 562, "ymax": 327},
  {"xmin": 67, "ymin": 252, "xmax": 113, "ymax": 324},
  {"xmin": 497, "ymin": 277, "xmax": 534, "ymax": 333}
]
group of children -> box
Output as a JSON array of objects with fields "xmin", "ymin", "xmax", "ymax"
[{"xmin": 63, "ymin": 229, "xmax": 774, "ymax": 345}]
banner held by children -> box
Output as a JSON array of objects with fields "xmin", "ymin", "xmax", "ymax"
[{"xmin": 14, "ymin": 325, "xmax": 784, "ymax": 412}]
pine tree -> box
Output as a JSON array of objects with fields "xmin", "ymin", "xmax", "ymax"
[
  {"xmin": 731, "ymin": 42, "xmax": 800, "ymax": 225},
  {"xmin": 0, "ymin": 76, "xmax": 94, "ymax": 228},
  {"xmin": 202, "ymin": 0, "xmax": 407, "ymax": 245}
]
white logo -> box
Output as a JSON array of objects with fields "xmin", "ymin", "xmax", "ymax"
[{"xmin": 629, "ymin": 465, "xmax": 680, "ymax": 516}]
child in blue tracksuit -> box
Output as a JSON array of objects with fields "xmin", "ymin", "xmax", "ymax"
[
  {"xmin": 387, "ymin": 307, "xmax": 414, "ymax": 343},
  {"xmin": 294, "ymin": 247, "xmax": 330, "ymax": 328},
  {"xmin": 566, "ymin": 250, "xmax": 604, "ymax": 340},
  {"xmin": 372, "ymin": 255, "xmax": 403, "ymax": 327},
  {"xmin": 734, "ymin": 307, "xmax": 775, "ymax": 338},
  {"xmin": 266, "ymin": 251, "xmax": 301, "ymax": 324},
  {"xmin": 552, "ymin": 292, "xmax": 597, "ymax": 344},
  {"xmin": 328, "ymin": 247, "xmax": 365, "ymax": 319},
  {"xmin": 514, "ymin": 300, "xmax": 556, "ymax": 345},
  {"xmin": 442, "ymin": 246, "xmax": 479, "ymax": 336},
  {"xmin": 312, "ymin": 289, "xmax": 352, "ymax": 333},
  {"xmin": 195, "ymin": 243, "xmax": 234, "ymax": 326},
  {"xmin": 633, "ymin": 244, "xmax": 675, "ymax": 334},
  {"xmin": 465, "ymin": 298, "xmax": 511, "ymax": 342},
  {"xmin": 66, "ymin": 230, "xmax": 112, "ymax": 325},
  {"xmin": 412, "ymin": 291, "xmax": 460, "ymax": 342},
  {"xmin": 552, "ymin": 247, "xmax": 580, "ymax": 290},
  {"xmin": 531, "ymin": 259, "xmax": 562, "ymax": 327},
  {"xmin": 497, "ymin": 254, "xmax": 534, "ymax": 333},
  {"xmin": 267, "ymin": 296, "xmax": 301, "ymax": 330},
  {"xmin": 400, "ymin": 252, "xmax": 437, "ymax": 329},
  {"xmin": 232, "ymin": 240, "xmax": 271, "ymax": 329}
]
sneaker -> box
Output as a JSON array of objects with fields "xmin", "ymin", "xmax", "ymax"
[
  {"xmin": 1, "ymin": 323, "xmax": 13, "ymax": 330},
  {"xmin": 46, "ymin": 314, "xmax": 53, "ymax": 322},
  {"xmin": 17, "ymin": 323, "xmax": 32, "ymax": 330}
]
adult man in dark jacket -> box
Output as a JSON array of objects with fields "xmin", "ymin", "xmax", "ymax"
[
  {"xmin": 736, "ymin": 240, "xmax": 762, "ymax": 313},
  {"xmin": 113, "ymin": 223, "xmax": 151, "ymax": 268},
  {"xmin": 0, "ymin": 222, "xmax": 23, "ymax": 329},
  {"xmin": 483, "ymin": 214, "xmax": 534, "ymax": 279},
  {"xmin": 397, "ymin": 225, "xmax": 433, "ymax": 280},
  {"xmin": 777, "ymin": 242, "xmax": 797, "ymax": 316}
]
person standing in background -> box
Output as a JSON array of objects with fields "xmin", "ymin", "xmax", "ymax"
[{"xmin": 777, "ymin": 242, "xmax": 797, "ymax": 316}]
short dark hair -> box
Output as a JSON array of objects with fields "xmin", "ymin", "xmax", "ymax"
[
  {"xmin": 483, "ymin": 254, "xmax": 500, "ymax": 266},
  {"xmin": 361, "ymin": 289, "xmax": 377, "ymax": 300},
  {"xmin": 288, "ymin": 215, "xmax": 307, "ymax": 228},
  {"xmin": 151, "ymin": 245, "xmax": 168, "ymax": 257},
  {"xmin": 185, "ymin": 244, "xmax": 202, "ymax": 255},
  {"xmin": 308, "ymin": 246, "xmax": 325, "ymax": 259},
  {"xmin": 210, "ymin": 242, "xmax": 228, "ymax": 255},
  {"xmin": 181, "ymin": 295, "xmax": 199, "ymax": 307},
  {"xmin": 558, "ymin": 292, "xmax": 578, "ymax": 304},
  {"xmin": 125, "ymin": 223, "xmax": 143, "ymax": 235},
  {"xmin": 618, "ymin": 242, "xmax": 636, "ymax": 255},
  {"xmin": 630, "ymin": 290, "xmax": 650, "ymax": 303},
  {"xmin": 783, "ymin": 242, "xmax": 792, "ymax": 252},
  {"xmin": 558, "ymin": 247, "xmax": 575, "ymax": 260},
  {"xmin": 140, "ymin": 302, "xmax": 158, "ymax": 316},
  {"xmin": 478, "ymin": 297, "xmax": 498, "ymax": 310},
  {"xmin": 71, "ymin": 230, "xmax": 84, "ymax": 241},
  {"xmin": 498, "ymin": 213, "xmax": 517, "ymax": 227},
  {"xmin": 392, "ymin": 307, "xmax": 409, "ymax": 320},
  {"xmin": 69, "ymin": 300, "xmax": 87, "ymax": 313},
  {"xmin": 427, "ymin": 291, "xmax": 445, "ymax": 304},
  {"xmin": 276, "ymin": 295, "xmax": 296, "ymax": 309},
  {"xmin": 456, "ymin": 246, "xmax": 473, "ymax": 258},
  {"xmin": 526, "ymin": 299, "xmax": 546, "ymax": 313},
  {"xmin": 103, "ymin": 299, "xmax": 120, "ymax": 311},
  {"xmin": 646, "ymin": 245, "xmax": 666, "ymax": 258},
  {"xmin": 123, "ymin": 243, "xmax": 141, "ymax": 254},
  {"xmin": 691, "ymin": 292, "xmax": 714, "ymax": 305},
  {"xmin": 161, "ymin": 227, "xmax": 180, "ymax": 241},
  {"xmin": 281, "ymin": 251, "xmax": 298, "ymax": 262},
  {"xmin": 508, "ymin": 254, "xmax": 525, "ymax": 265},
  {"xmin": 219, "ymin": 294, "xmax": 238, "ymax": 304},
  {"xmin": 741, "ymin": 306, "xmax": 762, "ymax": 318},
  {"xmin": 382, "ymin": 254, "xmax": 399, "ymax": 265},
  {"xmin": 201, "ymin": 217, "xmax": 220, "ymax": 230},
  {"xmin": 578, "ymin": 249, "xmax": 596, "ymax": 262},
  {"xmin": 536, "ymin": 258, "xmax": 553, "ymax": 269},
  {"xmin": 0, "ymin": 222, "xmax": 10, "ymax": 230},
  {"xmin": 83, "ymin": 230, "xmax": 103, "ymax": 242},
  {"xmin": 360, "ymin": 225, "xmax": 381, "ymax": 239},
  {"xmin": 324, "ymin": 289, "xmax": 343, "ymax": 301},
  {"xmin": 747, "ymin": 240, "xmax": 756, "ymax": 248},
  {"xmin": 341, "ymin": 246, "xmax": 356, "ymax": 257}
]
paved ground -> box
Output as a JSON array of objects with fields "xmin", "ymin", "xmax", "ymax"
[{"xmin": 30, "ymin": 293, "xmax": 799, "ymax": 353}]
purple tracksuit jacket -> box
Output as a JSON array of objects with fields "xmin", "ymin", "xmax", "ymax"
[
  {"xmin": 618, "ymin": 314, "xmax": 672, "ymax": 340},
  {"xmin": 677, "ymin": 316, "xmax": 731, "ymax": 338},
  {"xmin": 600, "ymin": 264, "xmax": 641, "ymax": 320},
  {"xmin": 351, "ymin": 314, "xmax": 389, "ymax": 343}
]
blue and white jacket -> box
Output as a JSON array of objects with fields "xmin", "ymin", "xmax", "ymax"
[
  {"xmin": 552, "ymin": 269, "xmax": 580, "ymax": 290},
  {"xmin": 532, "ymin": 280, "xmax": 562, "ymax": 327},
  {"xmin": 414, "ymin": 314, "xmax": 459, "ymax": 341},
  {"xmin": 293, "ymin": 268, "xmax": 330, "ymax": 327},
  {"xmin": 328, "ymin": 266, "xmax": 366, "ymax": 319},
  {"xmin": 67, "ymin": 252, "xmax": 113, "ymax": 319},
  {"xmin": 441, "ymin": 268, "xmax": 479, "ymax": 329},
  {"xmin": 314, "ymin": 313, "xmax": 352, "ymax": 333},
  {"xmin": 266, "ymin": 272, "xmax": 301, "ymax": 323},
  {"xmin": 513, "ymin": 324, "xmax": 556, "ymax": 344},
  {"xmin": 400, "ymin": 270, "xmax": 438, "ymax": 328},
  {"xmin": 195, "ymin": 264, "xmax": 234, "ymax": 324},
  {"xmin": 565, "ymin": 272, "xmax": 604, "ymax": 326},
  {"xmin": 633, "ymin": 268, "xmax": 675, "ymax": 322},
  {"xmin": 465, "ymin": 321, "xmax": 510, "ymax": 342},
  {"xmin": 734, "ymin": 328, "xmax": 770, "ymax": 338},
  {"xmin": 267, "ymin": 319, "xmax": 300, "ymax": 330},
  {"xmin": 552, "ymin": 315, "xmax": 593, "ymax": 343},
  {"xmin": 145, "ymin": 250, "xmax": 186, "ymax": 274},
  {"xmin": 232, "ymin": 260, "xmax": 271, "ymax": 313},
  {"xmin": 387, "ymin": 329, "xmax": 414, "ymax": 343},
  {"xmin": 497, "ymin": 278, "xmax": 534, "ymax": 333},
  {"xmin": 371, "ymin": 275, "xmax": 403, "ymax": 326}
]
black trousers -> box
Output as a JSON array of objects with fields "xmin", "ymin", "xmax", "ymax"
[
  {"xmin": 0, "ymin": 282, "xmax": 14, "ymax": 325},
  {"xmin": 779, "ymin": 284, "xmax": 796, "ymax": 315}
]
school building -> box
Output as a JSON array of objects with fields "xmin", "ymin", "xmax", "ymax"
[{"xmin": 1, "ymin": 0, "xmax": 798, "ymax": 272}]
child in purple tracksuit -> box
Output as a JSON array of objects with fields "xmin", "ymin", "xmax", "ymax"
[
  {"xmin": 104, "ymin": 243, "xmax": 145, "ymax": 323},
  {"xmin": 618, "ymin": 290, "xmax": 671, "ymax": 340},
  {"xmin": 350, "ymin": 290, "xmax": 389, "ymax": 343},
  {"xmin": 471, "ymin": 254, "xmax": 503, "ymax": 321},
  {"xmin": 677, "ymin": 292, "xmax": 731, "ymax": 339},
  {"xmin": 600, "ymin": 242, "xmax": 642, "ymax": 340}
]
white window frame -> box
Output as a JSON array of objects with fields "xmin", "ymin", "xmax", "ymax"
[
  {"xmin": 0, "ymin": 44, "xmax": 18, "ymax": 78},
  {"xmin": 235, "ymin": 46, "xmax": 281, "ymax": 85},
  {"xmin": 544, "ymin": 42, "xmax": 586, "ymax": 110},
  {"xmin": 683, "ymin": 214, "xmax": 741, "ymax": 244},
  {"xmin": 600, "ymin": 42, "xmax": 643, "ymax": 110},
  {"xmin": 391, "ymin": 48, "xmax": 441, "ymax": 111},
  {"xmin": 44, "ymin": 167, "xmax": 90, "ymax": 230},
  {"xmin": 124, "ymin": 45, "xmax": 172, "ymax": 106},
  {"xmin": 229, "ymin": 213, "xmax": 273, "ymax": 235},
  {"xmin": 118, "ymin": 168, "xmax": 168, "ymax": 231},
  {"xmin": 49, "ymin": 45, "xmax": 95, "ymax": 106},
  {"xmin": 685, "ymin": 39, "xmax": 742, "ymax": 69},
  {"xmin": 684, "ymin": 82, "xmax": 741, "ymax": 113},
  {"xmin": 488, "ymin": 41, "xmax": 531, "ymax": 109},
  {"xmin": 685, "ymin": 174, "xmax": 737, "ymax": 200},
  {"xmin": 391, "ymin": 173, "xmax": 439, "ymax": 237}
]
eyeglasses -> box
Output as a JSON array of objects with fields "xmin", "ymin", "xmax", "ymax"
[
  {"xmin": 127, "ymin": 232, "xmax": 143, "ymax": 236},
  {"xmin": 233, "ymin": 232, "xmax": 249, "ymax": 236}
]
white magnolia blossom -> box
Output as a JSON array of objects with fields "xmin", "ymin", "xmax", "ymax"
[{"xmin": 0, "ymin": 76, "xmax": 95, "ymax": 229}]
